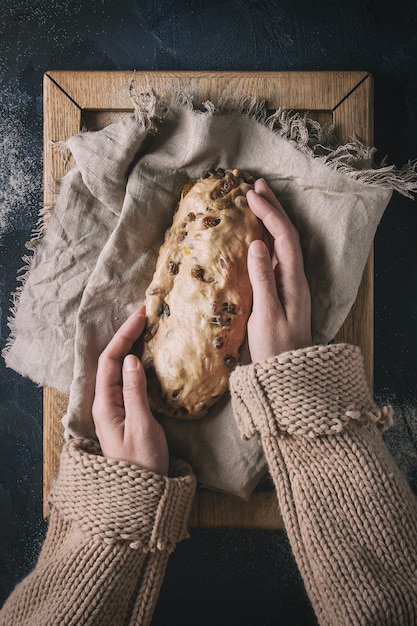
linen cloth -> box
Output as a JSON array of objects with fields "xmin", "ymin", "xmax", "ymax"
[{"xmin": 4, "ymin": 91, "xmax": 402, "ymax": 498}]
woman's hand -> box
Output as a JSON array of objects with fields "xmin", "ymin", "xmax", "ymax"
[
  {"xmin": 92, "ymin": 306, "xmax": 169, "ymax": 475},
  {"xmin": 246, "ymin": 178, "xmax": 312, "ymax": 362}
]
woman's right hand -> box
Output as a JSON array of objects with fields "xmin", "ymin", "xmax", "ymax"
[{"xmin": 245, "ymin": 178, "xmax": 312, "ymax": 363}]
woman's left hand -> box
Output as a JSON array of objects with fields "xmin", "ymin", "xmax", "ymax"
[{"xmin": 92, "ymin": 306, "xmax": 169, "ymax": 475}]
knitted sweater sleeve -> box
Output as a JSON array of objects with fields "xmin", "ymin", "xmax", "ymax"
[
  {"xmin": 0, "ymin": 438, "xmax": 196, "ymax": 626},
  {"xmin": 230, "ymin": 343, "xmax": 417, "ymax": 626}
]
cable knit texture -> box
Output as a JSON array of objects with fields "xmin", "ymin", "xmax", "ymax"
[
  {"xmin": 230, "ymin": 343, "xmax": 393, "ymax": 439},
  {"xmin": 230, "ymin": 343, "xmax": 417, "ymax": 626},
  {"xmin": 49, "ymin": 439, "xmax": 194, "ymax": 552},
  {"xmin": 1, "ymin": 346, "xmax": 417, "ymax": 626},
  {"xmin": 0, "ymin": 438, "xmax": 196, "ymax": 626}
]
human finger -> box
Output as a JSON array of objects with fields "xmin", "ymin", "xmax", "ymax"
[
  {"xmin": 95, "ymin": 306, "xmax": 147, "ymax": 394},
  {"xmin": 247, "ymin": 239, "xmax": 282, "ymax": 320},
  {"xmin": 246, "ymin": 186, "xmax": 295, "ymax": 248},
  {"xmin": 121, "ymin": 354, "xmax": 153, "ymax": 424},
  {"xmin": 120, "ymin": 353, "xmax": 169, "ymax": 475},
  {"xmin": 247, "ymin": 185, "xmax": 305, "ymax": 281},
  {"xmin": 253, "ymin": 178, "xmax": 286, "ymax": 213},
  {"xmin": 246, "ymin": 239, "xmax": 285, "ymax": 361},
  {"xmin": 246, "ymin": 183, "xmax": 312, "ymax": 357}
]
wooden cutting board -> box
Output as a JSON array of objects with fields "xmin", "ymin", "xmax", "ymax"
[{"xmin": 43, "ymin": 70, "xmax": 374, "ymax": 527}]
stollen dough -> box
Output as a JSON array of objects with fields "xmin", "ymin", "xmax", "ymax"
[{"xmin": 142, "ymin": 168, "xmax": 263, "ymax": 419}]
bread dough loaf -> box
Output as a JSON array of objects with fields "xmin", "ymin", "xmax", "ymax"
[{"xmin": 142, "ymin": 168, "xmax": 263, "ymax": 419}]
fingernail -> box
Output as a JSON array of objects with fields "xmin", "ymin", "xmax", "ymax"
[
  {"xmin": 250, "ymin": 240, "xmax": 267, "ymax": 258},
  {"xmin": 124, "ymin": 354, "xmax": 138, "ymax": 371}
]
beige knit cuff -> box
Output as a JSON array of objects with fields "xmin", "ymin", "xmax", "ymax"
[
  {"xmin": 48, "ymin": 439, "xmax": 197, "ymax": 552},
  {"xmin": 230, "ymin": 343, "xmax": 393, "ymax": 439}
]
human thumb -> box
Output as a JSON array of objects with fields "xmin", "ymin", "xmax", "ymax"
[{"xmin": 122, "ymin": 354, "xmax": 151, "ymax": 417}]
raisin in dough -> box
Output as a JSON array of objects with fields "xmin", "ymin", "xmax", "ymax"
[{"xmin": 142, "ymin": 168, "xmax": 263, "ymax": 419}]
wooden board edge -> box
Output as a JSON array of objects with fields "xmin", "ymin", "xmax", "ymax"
[
  {"xmin": 43, "ymin": 387, "xmax": 67, "ymax": 517},
  {"xmin": 332, "ymin": 73, "xmax": 374, "ymax": 145},
  {"xmin": 42, "ymin": 70, "xmax": 375, "ymax": 527},
  {"xmin": 332, "ymin": 73, "xmax": 374, "ymax": 388},
  {"xmin": 334, "ymin": 250, "xmax": 374, "ymax": 389},
  {"xmin": 43, "ymin": 73, "xmax": 81, "ymax": 516},
  {"xmin": 45, "ymin": 70, "xmax": 370, "ymax": 111},
  {"xmin": 189, "ymin": 489, "xmax": 284, "ymax": 530},
  {"xmin": 43, "ymin": 72, "xmax": 81, "ymax": 205}
]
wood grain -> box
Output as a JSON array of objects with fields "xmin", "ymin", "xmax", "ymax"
[
  {"xmin": 43, "ymin": 71, "xmax": 374, "ymax": 526},
  {"xmin": 43, "ymin": 388, "xmax": 67, "ymax": 516},
  {"xmin": 46, "ymin": 70, "xmax": 369, "ymax": 111},
  {"xmin": 189, "ymin": 487, "xmax": 283, "ymax": 529}
]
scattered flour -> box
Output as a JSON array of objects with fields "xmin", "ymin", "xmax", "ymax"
[
  {"xmin": 0, "ymin": 79, "xmax": 41, "ymax": 239},
  {"xmin": 376, "ymin": 390, "xmax": 417, "ymax": 494}
]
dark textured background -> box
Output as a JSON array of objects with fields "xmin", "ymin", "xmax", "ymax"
[{"xmin": 0, "ymin": 1, "xmax": 416, "ymax": 624}]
